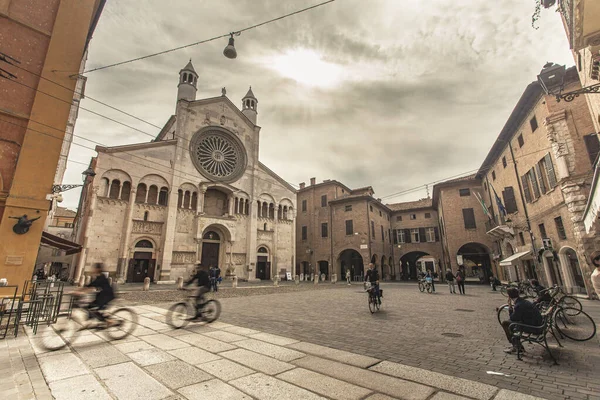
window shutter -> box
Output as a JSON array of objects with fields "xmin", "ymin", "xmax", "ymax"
[
  {"xmin": 419, "ymin": 228, "xmax": 426, "ymax": 243},
  {"xmin": 404, "ymin": 229, "xmax": 411, "ymax": 243},
  {"xmin": 434, "ymin": 227, "xmax": 440, "ymax": 242},
  {"xmin": 393, "ymin": 229, "xmax": 398, "ymax": 244},
  {"xmin": 535, "ymin": 162, "xmax": 547, "ymax": 194},
  {"xmin": 521, "ymin": 175, "xmax": 532, "ymax": 203},
  {"xmin": 544, "ymin": 153, "xmax": 557, "ymax": 188},
  {"xmin": 502, "ymin": 187, "xmax": 518, "ymax": 214},
  {"xmin": 462, "ymin": 208, "xmax": 476, "ymax": 229},
  {"xmin": 584, "ymin": 134, "xmax": 600, "ymax": 166},
  {"xmin": 529, "ymin": 168, "xmax": 540, "ymax": 199}
]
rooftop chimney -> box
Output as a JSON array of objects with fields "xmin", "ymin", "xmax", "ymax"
[
  {"xmin": 299, "ymin": 182, "xmax": 305, "ymax": 189},
  {"xmin": 310, "ymin": 177, "xmax": 316, "ymax": 186}
]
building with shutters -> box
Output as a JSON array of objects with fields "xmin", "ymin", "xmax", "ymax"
[
  {"xmin": 72, "ymin": 60, "xmax": 296, "ymax": 284},
  {"xmin": 476, "ymin": 66, "xmax": 598, "ymax": 296}
]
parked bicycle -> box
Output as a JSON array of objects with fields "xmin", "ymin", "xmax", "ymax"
[
  {"xmin": 418, "ymin": 277, "xmax": 433, "ymax": 294},
  {"xmin": 365, "ymin": 281, "xmax": 381, "ymax": 314},
  {"xmin": 500, "ymin": 280, "xmax": 536, "ymax": 298},
  {"xmin": 40, "ymin": 293, "xmax": 137, "ymax": 351},
  {"xmin": 166, "ymin": 288, "xmax": 221, "ymax": 329}
]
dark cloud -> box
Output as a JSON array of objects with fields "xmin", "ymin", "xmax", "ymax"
[{"xmin": 61, "ymin": 0, "xmax": 574, "ymax": 208}]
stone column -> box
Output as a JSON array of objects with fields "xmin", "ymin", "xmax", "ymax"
[
  {"xmin": 228, "ymin": 195, "xmax": 235, "ymax": 216},
  {"xmin": 247, "ymin": 199, "xmax": 259, "ymax": 281},
  {"xmin": 117, "ymin": 189, "xmax": 136, "ymax": 283},
  {"xmin": 291, "ymin": 209, "xmax": 297, "ymax": 276},
  {"xmin": 272, "ymin": 202, "xmax": 279, "ymax": 280},
  {"xmin": 74, "ymin": 185, "xmax": 99, "ymax": 282},
  {"xmin": 198, "ymin": 187, "xmax": 207, "ymax": 214}
]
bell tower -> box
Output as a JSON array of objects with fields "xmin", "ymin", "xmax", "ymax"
[
  {"xmin": 177, "ymin": 59, "xmax": 198, "ymax": 103},
  {"xmin": 241, "ymin": 86, "xmax": 258, "ymax": 125}
]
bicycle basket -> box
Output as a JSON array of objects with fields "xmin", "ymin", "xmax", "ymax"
[{"xmin": 364, "ymin": 281, "xmax": 372, "ymax": 291}]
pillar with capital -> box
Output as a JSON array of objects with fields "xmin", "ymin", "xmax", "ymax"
[
  {"xmin": 117, "ymin": 188, "xmax": 136, "ymax": 282},
  {"xmin": 74, "ymin": 185, "xmax": 99, "ymax": 282}
]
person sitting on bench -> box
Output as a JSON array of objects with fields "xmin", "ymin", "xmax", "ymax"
[{"xmin": 501, "ymin": 287, "xmax": 543, "ymax": 354}]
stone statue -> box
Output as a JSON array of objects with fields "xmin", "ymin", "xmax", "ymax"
[{"xmin": 221, "ymin": 87, "xmax": 226, "ymax": 96}]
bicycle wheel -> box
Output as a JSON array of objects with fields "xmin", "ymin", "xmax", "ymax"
[
  {"xmin": 40, "ymin": 309, "xmax": 85, "ymax": 351},
  {"xmin": 105, "ymin": 308, "xmax": 138, "ymax": 340},
  {"xmin": 560, "ymin": 296, "xmax": 582, "ymax": 315},
  {"xmin": 500, "ymin": 286, "xmax": 508, "ymax": 297},
  {"xmin": 496, "ymin": 304, "xmax": 511, "ymax": 325},
  {"xmin": 553, "ymin": 307, "xmax": 596, "ymax": 341},
  {"xmin": 201, "ymin": 300, "xmax": 221, "ymax": 323},
  {"xmin": 418, "ymin": 282, "xmax": 425, "ymax": 292},
  {"xmin": 166, "ymin": 302, "xmax": 194, "ymax": 329},
  {"xmin": 368, "ymin": 294, "xmax": 376, "ymax": 314}
]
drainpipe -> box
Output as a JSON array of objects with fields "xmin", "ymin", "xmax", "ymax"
[{"xmin": 508, "ymin": 140, "xmax": 540, "ymax": 280}]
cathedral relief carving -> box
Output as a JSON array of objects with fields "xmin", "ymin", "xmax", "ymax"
[
  {"xmin": 132, "ymin": 220, "xmax": 163, "ymax": 235},
  {"xmin": 172, "ymin": 251, "xmax": 196, "ymax": 264},
  {"xmin": 232, "ymin": 253, "xmax": 246, "ymax": 265}
]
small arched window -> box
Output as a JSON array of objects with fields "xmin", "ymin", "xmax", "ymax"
[
  {"xmin": 245, "ymin": 199, "xmax": 249, "ymax": 215},
  {"xmin": 278, "ymin": 205, "xmax": 282, "ymax": 220},
  {"xmin": 268, "ymin": 203, "xmax": 275, "ymax": 219},
  {"xmin": 182, "ymin": 73, "xmax": 187, "ymax": 83},
  {"xmin": 203, "ymin": 231, "xmax": 220, "ymax": 240},
  {"xmin": 264, "ymin": 223, "xmax": 267, "ymax": 230},
  {"xmin": 109, "ymin": 179, "xmax": 121, "ymax": 199},
  {"xmin": 283, "ymin": 206, "xmax": 288, "ymax": 220},
  {"xmin": 258, "ymin": 247, "xmax": 268, "ymax": 253},
  {"xmin": 121, "ymin": 181, "xmax": 131, "ymax": 201},
  {"xmin": 101, "ymin": 178, "xmax": 110, "ymax": 197},
  {"xmin": 177, "ymin": 189, "xmax": 183, "ymax": 208},
  {"xmin": 184, "ymin": 191, "xmax": 191, "ymax": 209},
  {"xmin": 143, "ymin": 211, "xmax": 149, "ymax": 221},
  {"xmin": 191, "ymin": 192, "xmax": 198, "ymax": 211},
  {"xmin": 136, "ymin": 183, "xmax": 147, "ymax": 203},
  {"xmin": 136, "ymin": 240, "xmax": 153, "ymax": 248},
  {"xmin": 147, "ymin": 185, "xmax": 158, "ymax": 205},
  {"xmin": 158, "ymin": 187, "xmax": 168, "ymax": 206},
  {"xmin": 257, "ymin": 201, "xmax": 262, "ymax": 217}
]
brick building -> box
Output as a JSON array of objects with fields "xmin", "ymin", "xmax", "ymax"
[
  {"xmin": 0, "ymin": 0, "xmax": 105, "ymax": 291},
  {"xmin": 296, "ymin": 179, "xmax": 394, "ymax": 281},
  {"xmin": 477, "ymin": 67, "xmax": 598, "ymax": 295}
]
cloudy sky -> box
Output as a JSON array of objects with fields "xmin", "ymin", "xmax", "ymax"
[{"xmin": 61, "ymin": 0, "xmax": 573, "ymax": 209}]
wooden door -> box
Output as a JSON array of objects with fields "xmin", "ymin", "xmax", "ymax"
[{"xmin": 201, "ymin": 243, "xmax": 220, "ymax": 268}]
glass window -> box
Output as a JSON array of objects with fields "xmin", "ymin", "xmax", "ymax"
[
  {"xmin": 518, "ymin": 134, "xmax": 524, "ymax": 147},
  {"xmin": 345, "ymin": 220, "xmax": 353, "ymax": 235},
  {"xmin": 410, "ymin": 214, "xmax": 416, "ymax": 220},
  {"xmin": 302, "ymin": 200, "xmax": 307, "ymax": 212},
  {"xmin": 492, "ymin": 171, "xmax": 496, "ymax": 181},
  {"xmin": 398, "ymin": 229, "xmax": 406, "ymax": 243},
  {"xmin": 554, "ymin": 217, "xmax": 567, "ymax": 240},
  {"xmin": 321, "ymin": 223, "xmax": 328, "ymax": 238},
  {"xmin": 302, "ymin": 226, "xmax": 307, "ymax": 240},
  {"xmin": 321, "ymin": 195, "xmax": 327, "ymax": 207},
  {"xmin": 518, "ymin": 232, "xmax": 525, "ymax": 246},
  {"xmin": 459, "ymin": 188, "xmax": 470, "ymax": 196},
  {"xmin": 462, "ymin": 208, "xmax": 476, "ymax": 229},
  {"xmin": 424, "ymin": 213, "xmax": 431, "ymax": 218},
  {"xmin": 371, "ymin": 221, "xmax": 375, "ymax": 238},
  {"xmin": 410, "ymin": 228, "xmax": 420, "ymax": 243},
  {"xmin": 426, "ymin": 227, "xmax": 435, "ymax": 242},
  {"xmin": 539, "ymin": 223, "xmax": 547, "ymax": 239},
  {"xmin": 345, "ymin": 205, "xmax": 352, "ymax": 212},
  {"xmin": 530, "ymin": 116, "xmax": 538, "ymax": 132},
  {"xmin": 396, "ymin": 216, "xmax": 402, "ymax": 221},
  {"xmin": 502, "ymin": 157, "xmax": 507, "ymax": 168}
]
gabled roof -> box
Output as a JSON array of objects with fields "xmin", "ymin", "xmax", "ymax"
[
  {"xmin": 243, "ymin": 86, "xmax": 256, "ymax": 100},
  {"xmin": 185, "ymin": 95, "xmax": 259, "ymax": 128},
  {"xmin": 180, "ymin": 59, "xmax": 197, "ymax": 74},
  {"xmin": 258, "ymin": 162, "xmax": 296, "ymax": 192},
  {"xmin": 329, "ymin": 194, "xmax": 393, "ymax": 213},
  {"xmin": 155, "ymin": 115, "xmax": 176, "ymax": 141},
  {"xmin": 96, "ymin": 139, "xmax": 177, "ymax": 153},
  {"xmin": 387, "ymin": 198, "xmax": 433, "ymax": 212}
]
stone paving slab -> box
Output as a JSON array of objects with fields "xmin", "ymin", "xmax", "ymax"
[
  {"xmin": 38, "ymin": 352, "xmax": 89, "ymax": 383},
  {"xmin": 288, "ymin": 341, "xmax": 380, "ymax": 368},
  {"xmin": 364, "ymin": 395, "xmax": 399, "ymax": 400},
  {"xmin": 95, "ymin": 362, "xmax": 173, "ymax": 400},
  {"xmin": 248, "ymin": 331, "xmax": 300, "ymax": 346},
  {"xmin": 277, "ymin": 367, "xmax": 373, "ymax": 400},
  {"xmin": 223, "ymin": 325, "xmax": 261, "ymax": 336},
  {"xmin": 430, "ymin": 393, "xmax": 472, "ymax": 400},
  {"xmin": 76, "ymin": 342, "xmax": 130, "ymax": 368},
  {"xmin": 47, "ymin": 374, "xmax": 112, "ymax": 400},
  {"xmin": 195, "ymin": 358, "xmax": 255, "ymax": 381},
  {"xmin": 168, "ymin": 346, "xmax": 222, "ymax": 365},
  {"xmin": 140, "ymin": 333, "xmax": 190, "ymax": 350},
  {"xmin": 493, "ymin": 390, "xmax": 547, "ymax": 400},
  {"xmin": 370, "ymin": 360, "xmax": 499, "ymax": 400},
  {"xmin": 293, "ymin": 355, "xmax": 436, "ymax": 400},
  {"xmin": 178, "ymin": 378, "xmax": 252, "ymax": 400},
  {"xmin": 203, "ymin": 330, "xmax": 248, "ymax": 343},
  {"xmin": 114, "ymin": 339, "xmax": 156, "ymax": 353},
  {"xmin": 220, "ymin": 348, "xmax": 295, "ymax": 375},
  {"xmin": 234, "ymin": 338, "xmax": 306, "ymax": 362},
  {"xmin": 127, "ymin": 348, "xmax": 176, "ymax": 366},
  {"xmin": 144, "ymin": 360, "xmax": 212, "ymax": 389},
  {"xmin": 230, "ymin": 372, "xmax": 326, "ymax": 399},
  {"xmin": 177, "ymin": 332, "xmax": 237, "ymax": 352}
]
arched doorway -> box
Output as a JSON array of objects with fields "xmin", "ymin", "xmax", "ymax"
[
  {"xmin": 561, "ymin": 247, "xmax": 586, "ymax": 294},
  {"xmin": 380, "ymin": 255, "xmax": 386, "ymax": 278},
  {"xmin": 339, "ymin": 249, "xmax": 364, "ymax": 281},
  {"xmin": 457, "ymin": 242, "xmax": 492, "ymax": 284},
  {"xmin": 301, "ymin": 261, "xmax": 310, "ymax": 279},
  {"xmin": 201, "ymin": 230, "xmax": 221, "ymax": 270},
  {"xmin": 318, "ymin": 261, "xmax": 328, "ymax": 279},
  {"xmin": 388, "ymin": 256, "xmax": 393, "ymax": 280},
  {"xmin": 400, "ymin": 251, "xmax": 429, "ymax": 280},
  {"xmin": 256, "ymin": 246, "xmax": 270, "ymax": 280},
  {"xmin": 128, "ymin": 239, "xmax": 156, "ymax": 283}
]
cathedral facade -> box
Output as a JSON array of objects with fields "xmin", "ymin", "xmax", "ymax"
[{"xmin": 75, "ymin": 61, "xmax": 296, "ymax": 283}]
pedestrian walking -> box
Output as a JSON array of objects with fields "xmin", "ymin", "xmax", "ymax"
[
  {"xmin": 445, "ymin": 269, "xmax": 456, "ymax": 294},
  {"xmin": 426, "ymin": 270, "xmax": 436, "ymax": 293},
  {"xmin": 456, "ymin": 267, "xmax": 466, "ymax": 295},
  {"xmin": 346, "ymin": 269, "xmax": 351, "ymax": 285},
  {"xmin": 590, "ymin": 251, "xmax": 600, "ymax": 298}
]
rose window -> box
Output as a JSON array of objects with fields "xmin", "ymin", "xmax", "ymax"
[{"xmin": 189, "ymin": 129, "xmax": 247, "ymax": 182}]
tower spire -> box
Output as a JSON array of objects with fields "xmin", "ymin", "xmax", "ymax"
[
  {"xmin": 241, "ymin": 86, "xmax": 258, "ymax": 124},
  {"xmin": 177, "ymin": 59, "xmax": 198, "ymax": 104}
]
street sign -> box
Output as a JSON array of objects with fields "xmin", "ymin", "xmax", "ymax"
[
  {"xmin": 360, "ymin": 244, "xmax": 368, "ymax": 249},
  {"xmin": 457, "ymin": 255, "xmax": 463, "ymax": 265}
]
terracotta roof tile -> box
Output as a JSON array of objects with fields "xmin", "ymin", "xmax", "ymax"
[{"xmin": 386, "ymin": 198, "xmax": 433, "ymax": 211}]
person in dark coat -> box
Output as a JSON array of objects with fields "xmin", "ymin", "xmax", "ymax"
[
  {"xmin": 80, "ymin": 263, "xmax": 115, "ymax": 326},
  {"xmin": 456, "ymin": 267, "xmax": 466, "ymax": 295},
  {"xmin": 445, "ymin": 269, "xmax": 456, "ymax": 294},
  {"xmin": 501, "ymin": 287, "xmax": 543, "ymax": 354},
  {"xmin": 186, "ymin": 264, "xmax": 211, "ymax": 312}
]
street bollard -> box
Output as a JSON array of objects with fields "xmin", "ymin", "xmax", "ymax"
[
  {"xmin": 78, "ymin": 275, "xmax": 85, "ymax": 287},
  {"xmin": 85, "ymin": 275, "xmax": 91, "ymax": 286},
  {"xmin": 294, "ymin": 275, "xmax": 300, "ymax": 285},
  {"xmin": 314, "ymin": 274, "xmax": 318, "ymax": 285},
  {"xmin": 320, "ymin": 273, "xmax": 326, "ymax": 282},
  {"xmin": 273, "ymin": 276, "xmax": 279, "ymax": 287},
  {"xmin": 177, "ymin": 276, "xmax": 184, "ymax": 290},
  {"xmin": 143, "ymin": 277, "xmax": 150, "ymax": 291},
  {"xmin": 331, "ymin": 273, "xmax": 337, "ymax": 284},
  {"xmin": 232, "ymin": 276, "xmax": 238, "ymax": 288}
]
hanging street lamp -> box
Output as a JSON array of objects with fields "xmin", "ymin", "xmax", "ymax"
[{"xmin": 537, "ymin": 62, "xmax": 600, "ymax": 102}]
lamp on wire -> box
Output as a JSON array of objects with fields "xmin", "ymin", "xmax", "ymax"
[{"xmin": 223, "ymin": 32, "xmax": 239, "ymax": 59}]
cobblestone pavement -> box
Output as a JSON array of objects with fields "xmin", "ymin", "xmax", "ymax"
[
  {"xmin": 5, "ymin": 302, "xmax": 552, "ymax": 400},
  {"xmin": 209, "ymin": 282, "xmax": 600, "ymax": 400}
]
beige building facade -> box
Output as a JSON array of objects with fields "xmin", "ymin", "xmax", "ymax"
[{"xmin": 73, "ymin": 61, "xmax": 296, "ymax": 283}]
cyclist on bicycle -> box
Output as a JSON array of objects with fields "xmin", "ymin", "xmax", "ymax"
[
  {"xmin": 185, "ymin": 264, "xmax": 211, "ymax": 317},
  {"xmin": 77, "ymin": 263, "xmax": 115, "ymax": 327},
  {"xmin": 530, "ymin": 279, "xmax": 552, "ymax": 305},
  {"xmin": 365, "ymin": 263, "xmax": 381, "ymax": 305}
]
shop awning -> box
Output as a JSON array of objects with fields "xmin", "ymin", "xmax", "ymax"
[
  {"xmin": 40, "ymin": 231, "xmax": 82, "ymax": 255},
  {"xmin": 499, "ymin": 251, "xmax": 531, "ymax": 266}
]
